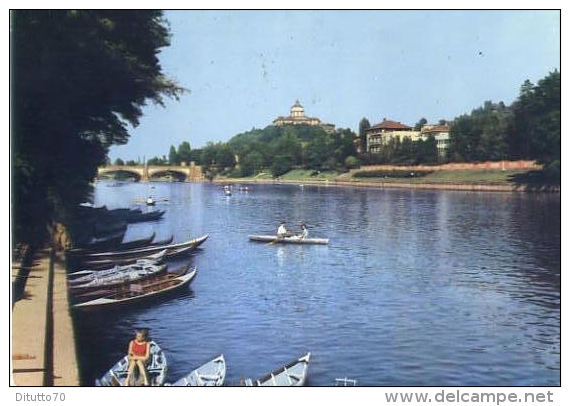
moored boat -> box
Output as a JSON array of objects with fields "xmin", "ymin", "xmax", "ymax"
[
  {"xmin": 244, "ymin": 352, "xmax": 311, "ymax": 386},
  {"xmin": 249, "ymin": 235, "xmax": 329, "ymax": 245},
  {"xmin": 67, "ymin": 250, "xmax": 166, "ymax": 278},
  {"xmin": 77, "ymin": 243, "xmax": 199, "ymax": 270},
  {"xmin": 95, "ymin": 341, "xmax": 167, "ymax": 386},
  {"xmin": 72, "ymin": 267, "xmax": 198, "ymax": 311},
  {"xmin": 77, "ymin": 234, "xmax": 209, "ymax": 261},
  {"xmin": 68, "ymin": 263, "xmax": 168, "ymax": 292},
  {"xmin": 66, "ymin": 232, "xmax": 156, "ymax": 256},
  {"xmin": 167, "ymin": 355, "xmax": 226, "ymax": 386}
]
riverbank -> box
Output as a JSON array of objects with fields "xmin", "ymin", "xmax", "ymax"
[
  {"xmin": 214, "ymin": 168, "xmax": 560, "ymax": 193},
  {"xmin": 11, "ymin": 248, "xmax": 80, "ymax": 386}
]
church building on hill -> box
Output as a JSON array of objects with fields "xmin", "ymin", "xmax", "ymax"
[{"xmin": 272, "ymin": 100, "xmax": 335, "ymax": 133}]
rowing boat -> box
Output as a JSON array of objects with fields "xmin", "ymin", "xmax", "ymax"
[
  {"xmin": 95, "ymin": 341, "xmax": 167, "ymax": 386},
  {"xmin": 68, "ymin": 263, "xmax": 168, "ymax": 292},
  {"xmin": 167, "ymin": 355, "xmax": 226, "ymax": 386},
  {"xmin": 67, "ymin": 250, "xmax": 166, "ymax": 278},
  {"xmin": 72, "ymin": 267, "xmax": 198, "ymax": 311},
  {"xmin": 66, "ymin": 232, "xmax": 156, "ymax": 256},
  {"xmin": 77, "ymin": 234, "xmax": 209, "ymax": 261},
  {"xmin": 249, "ymin": 235, "xmax": 329, "ymax": 245},
  {"xmin": 244, "ymin": 352, "xmax": 311, "ymax": 386}
]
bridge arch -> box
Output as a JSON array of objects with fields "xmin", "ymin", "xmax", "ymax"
[{"xmin": 97, "ymin": 163, "xmax": 203, "ymax": 182}]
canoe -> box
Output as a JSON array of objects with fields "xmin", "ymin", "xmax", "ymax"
[
  {"xmin": 72, "ymin": 267, "xmax": 198, "ymax": 311},
  {"xmin": 249, "ymin": 235, "xmax": 329, "ymax": 245},
  {"xmin": 72, "ymin": 263, "xmax": 191, "ymax": 300},
  {"xmin": 68, "ymin": 263, "xmax": 168, "ymax": 292},
  {"xmin": 95, "ymin": 341, "xmax": 167, "ymax": 386},
  {"xmin": 77, "ymin": 244, "xmax": 198, "ymax": 270},
  {"xmin": 245, "ymin": 352, "xmax": 311, "ymax": 386},
  {"xmin": 73, "ymin": 230, "xmax": 126, "ymax": 251},
  {"xmin": 93, "ymin": 220, "xmax": 128, "ymax": 238},
  {"xmin": 67, "ymin": 250, "xmax": 166, "ymax": 278},
  {"xmin": 66, "ymin": 232, "xmax": 156, "ymax": 256},
  {"xmin": 126, "ymin": 210, "xmax": 166, "ymax": 223},
  {"xmin": 76, "ymin": 234, "xmax": 209, "ymax": 262},
  {"xmin": 167, "ymin": 355, "xmax": 226, "ymax": 386}
]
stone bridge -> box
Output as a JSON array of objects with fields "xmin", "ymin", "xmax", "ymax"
[{"xmin": 98, "ymin": 163, "xmax": 203, "ymax": 182}]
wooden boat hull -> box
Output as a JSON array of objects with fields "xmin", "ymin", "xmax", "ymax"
[
  {"xmin": 168, "ymin": 355, "xmax": 226, "ymax": 386},
  {"xmin": 67, "ymin": 250, "xmax": 166, "ymax": 275},
  {"xmin": 66, "ymin": 234, "xmax": 208, "ymax": 271},
  {"xmin": 249, "ymin": 235, "xmax": 329, "ymax": 245},
  {"xmin": 95, "ymin": 341, "xmax": 167, "ymax": 386},
  {"xmin": 66, "ymin": 232, "xmax": 156, "ymax": 256},
  {"xmin": 77, "ymin": 244, "xmax": 196, "ymax": 269},
  {"xmin": 72, "ymin": 268, "xmax": 198, "ymax": 311},
  {"xmin": 77, "ymin": 234, "xmax": 208, "ymax": 261},
  {"xmin": 68, "ymin": 263, "xmax": 168, "ymax": 292},
  {"xmin": 245, "ymin": 352, "xmax": 311, "ymax": 386}
]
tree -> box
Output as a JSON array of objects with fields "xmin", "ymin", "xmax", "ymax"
[
  {"xmin": 414, "ymin": 117, "xmax": 428, "ymax": 131},
  {"xmin": 510, "ymin": 70, "xmax": 560, "ymax": 176},
  {"xmin": 114, "ymin": 158, "xmax": 125, "ymax": 166},
  {"xmin": 12, "ymin": 10, "xmax": 185, "ymax": 246},
  {"xmin": 168, "ymin": 145, "xmax": 179, "ymax": 165},
  {"xmin": 177, "ymin": 141, "xmax": 192, "ymax": 164},
  {"xmin": 271, "ymin": 155, "xmax": 293, "ymax": 177},
  {"xmin": 358, "ymin": 118, "xmax": 370, "ymax": 153},
  {"xmin": 240, "ymin": 151, "xmax": 265, "ymax": 176}
]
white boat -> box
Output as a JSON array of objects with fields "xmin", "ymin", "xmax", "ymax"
[
  {"xmin": 68, "ymin": 263, "xmax": 167, "ymax": 291},
  {"xmin": 249, "ymin": 235, "xmax": 329, "ymax": 245},
  {"xmin": 167, "ymin": 355, "xmax": 226, "ymax": 386},
  {"xmin": 95, "ymin": 341, "xmax": 167, "ymax": 386},
  {"xmin": 245, "ymin": 352, "xmax": 311, "ymax": 386},
  {"xmin": 72, "ymin": 267, "xmax": 197, "ymax": 311}
]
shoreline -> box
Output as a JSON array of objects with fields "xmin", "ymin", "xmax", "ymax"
[
  {"xmin": 214, "ymin": 178, "xmax": 561, "ymax": 193},
  {"xmin": 11, "ymin": 249, "xmax": 80, "ymax": 386}
]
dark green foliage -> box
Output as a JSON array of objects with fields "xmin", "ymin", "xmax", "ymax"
[
  {"xmin": 448, "ymin": 101, "xmax": 512, "ymax": 162},
  {"xmin": 353, "ymin": 169, "xmax": 434, "ymax": 178},
  {"xmin": 448, "ymin": 70, "xmax": 559, "ymax": 182},
  {"xmin": 225, "ymin": 125, "xmax": 358, "ymax": 174},
  {"xmin": 414, "ymin": 118, "xmax": 428, "ymax": 131},
  {"xmin": 358, "ymin": 118, "xmax": 371, "ymax": 152},
  {"xmin": 11, "ymin": 10, "xmax": 184, "ymax": 245},
  {"xmin": 271, "ymin": 155, "xmax": 294, "ymax": 177},
  {"xmin": 510, "ymin": 70, "xmax": 560, "ymax": 169}
]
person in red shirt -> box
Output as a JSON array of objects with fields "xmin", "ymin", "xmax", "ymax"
[{"xmin": 125, "ymin": 329, "xmax": 151, "ymax": 386}]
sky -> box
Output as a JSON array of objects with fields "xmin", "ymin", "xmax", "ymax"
[{"xmin": 103, "ymin": 9, "xmax": 560, "ymax": 163}]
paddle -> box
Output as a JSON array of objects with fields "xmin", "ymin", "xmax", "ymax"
[{"xmin": 266, "ymin": 231, "xmax": 296, "ymax": 245}]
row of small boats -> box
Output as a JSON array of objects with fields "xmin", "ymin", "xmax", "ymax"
[
  {"xmin": 70, "ymin": 206, "xmax": 166, "ymax": 249},
  {"xmin": 67, "ymin": 229, "xmax": 209, "ymax": 310},
  {"xmin": 96, "ymin": 342, "xmax": 311, "ymax": 387}
]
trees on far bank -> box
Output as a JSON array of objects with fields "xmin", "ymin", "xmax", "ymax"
[
  {"xmin": 448, "ymin": 70, "xmax": 560, "ymax": 178},
  {"xmin": 12, "ymin": 10, "xmax": 185, "ymax": 246}
]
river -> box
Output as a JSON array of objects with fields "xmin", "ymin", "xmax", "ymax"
[{"xmin": 74, "ymin": 181, "xmax": 560, "ymax": 386}]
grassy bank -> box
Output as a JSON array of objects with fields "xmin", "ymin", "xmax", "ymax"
[{"xmin": 216, "ymin": 168, "xmax": 560, "ymax": 192}]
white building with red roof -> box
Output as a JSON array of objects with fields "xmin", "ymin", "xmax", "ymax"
[{"xmin": 365, "ymin": 118, "xmax": 420, "ymax": 153}]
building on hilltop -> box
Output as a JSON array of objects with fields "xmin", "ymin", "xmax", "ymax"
[
  {"xmin": 365, "ymin": 118, "xmax": 451, "ymax": 157},
  {"xmin": 272, "ymin": 100, "xmax": 335, "ymax": 133}
]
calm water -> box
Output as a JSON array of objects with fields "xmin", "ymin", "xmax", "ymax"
[{"xmin": 74, "ymin": 181, "xmax": 560, "ymax": 386}]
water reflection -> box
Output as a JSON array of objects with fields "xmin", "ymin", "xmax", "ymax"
[{"xmin": 74, "ymin": 182, "xmax": 560, "ymax": 386}]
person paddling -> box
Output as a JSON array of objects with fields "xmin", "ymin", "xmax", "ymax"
[
  {"xmin": 297, "ymin": 223, "xmax": 309, "ymax": 240},
  {"xmin": 277, "ymin": 221, "xmax": 289, "ymax": 238}
]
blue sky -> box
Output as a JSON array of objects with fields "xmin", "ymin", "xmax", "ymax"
[{"xmin": 109, "ymin": 9, "xmax": 560, "ymax": 162}]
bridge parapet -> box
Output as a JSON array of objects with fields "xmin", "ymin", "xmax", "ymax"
[{"xmin": 98, "ymin": 163, "xmax": 203, "ymax": 182}]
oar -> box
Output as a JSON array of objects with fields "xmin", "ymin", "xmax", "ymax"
[{"xmin": 267, "ymin": 238, "xmax": 280, "ymax": 246}]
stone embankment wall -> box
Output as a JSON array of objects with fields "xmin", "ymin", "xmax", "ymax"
[{"xmin": 360, "ymin": 160, "xmax": 540, "ymax": 172}]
